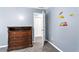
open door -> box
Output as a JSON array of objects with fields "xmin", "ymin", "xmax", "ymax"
[{"xmin": 33, "ymin": 12, "xmax": 45, "ymax": 47}]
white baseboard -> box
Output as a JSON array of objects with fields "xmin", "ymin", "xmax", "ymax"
[
  {"xmin": 0, "ymin": 45, "xmax": 8, "ymax": 48},
  {"xmin": 46, "ymin": 40, "xmax": 63, "ymax": 52}
]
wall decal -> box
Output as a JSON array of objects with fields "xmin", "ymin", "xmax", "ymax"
[
  {"xmin": 57, "ymin": 15, "xmax": 64, "ymax": 19},
  {"xmin": 57, "ymin": 11, "xmax": 65, "ymax": 19},
  {"xmin": 59, "ymin": 11, "xmax": 63, "ymax": 15},
  {"xmin": 69, "ymin": 13, "xmax": 75, "ymax": 16},
  {"xmin": 59, "ymin": 22, "xmax": 68, "ymax": 26}
]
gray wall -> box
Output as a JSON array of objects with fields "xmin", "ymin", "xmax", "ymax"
[
  {"xmin": 47, "ymin": 7, "xmax": 79, "ymax": 52},
  {"xmin": 0, "ymin": 7, "xmax": 42, "ymax": 46}
]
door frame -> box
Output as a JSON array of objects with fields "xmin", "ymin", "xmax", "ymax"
[{"xmin": 33, "ymin": 11, "xmax": 45, "ymax": 43}]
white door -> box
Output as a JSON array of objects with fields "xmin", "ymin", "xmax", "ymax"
[{"xmin": 33, "ymin": 12, "xmax": 45, "ymax": 46}]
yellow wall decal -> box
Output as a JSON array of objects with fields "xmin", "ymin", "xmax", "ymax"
[{"xmin": 57, "ymin": 15, "xmax": 64, "ymax": 19}]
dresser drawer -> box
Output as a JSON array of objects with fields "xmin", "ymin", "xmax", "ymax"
[{"xmin": 8, "ymin": 27, "xmax": 32, "ymax": 51}]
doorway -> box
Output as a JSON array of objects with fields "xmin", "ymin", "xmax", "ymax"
[{"xmin": 33, "ymin": 12, "xmax": 45, "ymax": 47}]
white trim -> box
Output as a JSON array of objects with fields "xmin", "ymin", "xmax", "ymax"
[
  {"xmin": 32, "ymin": 7, "xmax": 48, "ymax": 10},
  {"xmin": 0, "ymin": 45, "xmax": 8, "ymax": 48},
  {"xmin": 46, "ymin": 40, "xmax": 63, "ymax": 52}
]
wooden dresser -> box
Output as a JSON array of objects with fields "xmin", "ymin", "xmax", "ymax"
[{"xmin": 8, "ymin": 27, "xmax": 33, "ymax": 51}]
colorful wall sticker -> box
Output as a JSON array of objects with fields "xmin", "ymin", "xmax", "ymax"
[
  {"xmin": 57, "ymin": 15, "xmax": 65, "ymax": 19},
  {"xmin": 69, "ymin": 13, "xmax": 75, "ymax": 16},
  {"xmin": 59, "ymin": 11, "xmax": 63, "ymax": 15},
  {"xmin": 59, "ymin": 22, "xmax": 68, "ymax": 26},
  {"xmin": 57, "ymin": 11, "xmax": 65, "ymax": 19}
]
